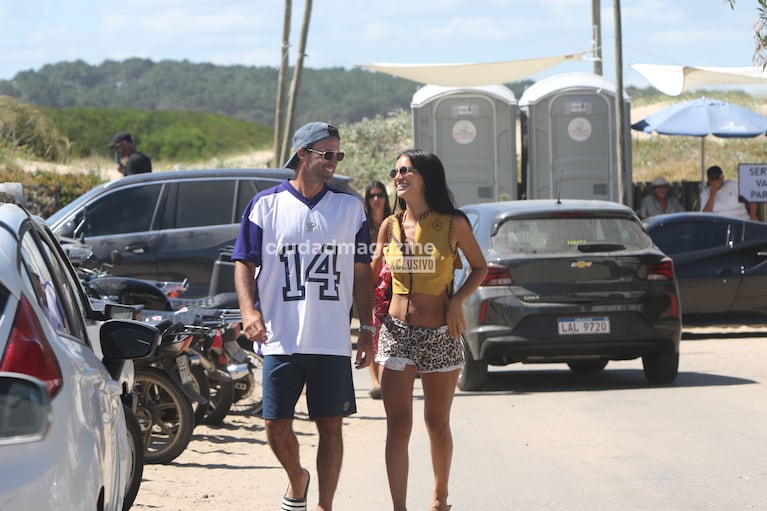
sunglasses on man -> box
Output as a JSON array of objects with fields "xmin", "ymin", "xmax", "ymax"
[{"xmin": 305, "ymin": 148, "xmax": 345, "ymax": 161}]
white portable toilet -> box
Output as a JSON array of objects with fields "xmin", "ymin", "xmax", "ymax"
[
  {"xmin": 519, "ymin": 72, "xmax": 632, "ymax": 205},
  {"xmin": 411, "ymin": 84, "xmax": 517, "ymax": 207}
]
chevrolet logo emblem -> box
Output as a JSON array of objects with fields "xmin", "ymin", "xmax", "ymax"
[{"xmin": 570, "ymin": 260, "xmax": 592, "ymax": 269}]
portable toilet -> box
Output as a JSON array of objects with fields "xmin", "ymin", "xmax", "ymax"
[
  {"xmin": 519, "ymin": 72, "xmax": 632, "ymax": 205},
  {"xmin": 411, "ymin": 84, "xmax": 517, "ymax": 207}
]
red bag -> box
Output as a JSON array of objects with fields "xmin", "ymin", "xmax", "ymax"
[{"xmin": 373, "ymin": 263, "xmax": 392, "ymax": 323}]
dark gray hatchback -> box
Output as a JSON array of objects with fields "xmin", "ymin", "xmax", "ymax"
[
  {"xmin": 46, "ymin": 168, "xmax": 361, "ymax": 297},
  {"xmin": 457, "ymin": 199, "xmax": 682, "ymax": 391}
]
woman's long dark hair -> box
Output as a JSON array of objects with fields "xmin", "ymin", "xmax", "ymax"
[
  {"xmin": 394, "ymin": 149, "xmax": 467, "ymax": 221},
  {"xmin": 364, "ymin": 180, "xmax": 392, "ymax": 219}
]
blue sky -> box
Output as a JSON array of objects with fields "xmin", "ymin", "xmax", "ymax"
[{"xmin": 0, "ymin": 0, "xmax": 762, "ymax": 90}]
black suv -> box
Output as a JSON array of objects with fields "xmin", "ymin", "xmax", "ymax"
[{"xmin": 46, "ymin": 168, "xmax": 361, "ymax": 297}]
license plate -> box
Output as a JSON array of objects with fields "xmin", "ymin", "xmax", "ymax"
[
  {"xmin": 557, "ymin": 316, "xmax": 610, "ymax": 335},
  {"xmin": 176, "ymin": 355, "xmax": 194, "ymax": 385}
]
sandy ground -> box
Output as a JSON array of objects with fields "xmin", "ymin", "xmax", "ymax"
[
  {"xmin": 132, "ymin": 332, "xmax": 389, "ymax": 511},
  {"xmin": 130, "ymin": 324, "xmax": 765, "ymax": 511}
]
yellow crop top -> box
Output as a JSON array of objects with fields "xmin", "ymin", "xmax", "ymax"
[{"xmin": 383, "ymin": 211, "xmax": 463, "ymax": 296}]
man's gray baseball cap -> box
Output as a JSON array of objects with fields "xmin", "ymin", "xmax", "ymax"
[{"xmin": 283, "ymin": 122, "xmax": 340, "ymax": 169}]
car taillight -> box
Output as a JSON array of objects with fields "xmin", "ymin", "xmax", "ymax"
[
  {"xmin": 0, "ymin": 295, "xmax": 63, "ymax": 398},
  {"xmin": 481, "ymin": 263, "xmax": 513, "ymax": 286},
  {"xmin": 647, "ymin": 257, "xmax": 675, "ymax": 281}
]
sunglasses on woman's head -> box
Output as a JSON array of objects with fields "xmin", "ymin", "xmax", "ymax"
[
  {"xmin": 367, "ymin": 192, "xmax": 386, "ymax": 199},
  {"xmin": 305, "ymin": 148, "xmax": 345, "ymax": 161},
  {"xmin": 389, "ymin": 166, "xmax": 416, "ymax": 179}
]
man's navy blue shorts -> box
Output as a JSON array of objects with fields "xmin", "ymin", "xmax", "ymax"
[{"xmin": 262, "ymin": 354, "xmax": 357, "ymax": 420}]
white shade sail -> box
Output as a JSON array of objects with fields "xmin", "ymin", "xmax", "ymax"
[
  {"xmin": 631, "ymin": 63, "xmax": 767, "ymax": 96},
  {"xmin": 357, "ymin": 52, "xmax": 589, "ymax": 87}
]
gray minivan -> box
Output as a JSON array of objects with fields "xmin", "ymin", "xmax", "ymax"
[{"xmin": 46, "ymin": 168, "xmax": 361, "ymax": 297}]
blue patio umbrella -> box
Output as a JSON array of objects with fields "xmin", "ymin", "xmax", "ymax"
[{"xmin": 631, "ymin": 96, "xmax": 767, "ymax": 181}]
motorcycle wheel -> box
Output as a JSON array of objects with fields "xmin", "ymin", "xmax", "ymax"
[
  {"xmin": 122, "ymin": 403, "xmax": 143, "ymax": 511},
  {"xmin": 230, "ymin": 350, "xmax": 263, "ymax": 416},
  {"xmin": 190, "ymin": 365, "xmax": 211, "ymax": 426},
  {"xmin": 200, "ymin": 370, "xmax": 235, "ymax": 426},
  {"xmin": 133, "ymin": 367, "xmax": 195, "ymax": 464}
]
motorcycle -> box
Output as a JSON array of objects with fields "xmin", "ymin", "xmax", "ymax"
[
  {"xmin": 130, "ymin": 314, "xmax": 210, "ymax": 464},
  {"xmin": 68, "ymin": 241, "xmax": 261, "ymax": 426}
]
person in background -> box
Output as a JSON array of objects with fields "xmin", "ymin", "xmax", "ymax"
[
  {"xmin": 371, "ymin": 149, "xmax": 488, "ymax": 511},
  {"xmin": 637, "ymin": 176, "xmax": 684, "ymax": 219},
  {"xmin": 108, "ymin": 131, "xmax": 152, "ymax": 176},
  {"xmin": 364, "ymin": 180, "xmax": 392, "ymax": 400},
  {"xmin": 232, "ymin": 122, "xmax": 374, "ymax": 511},
  {"xmin": 700, "ymin": 165, "xmax": 757, "ymax": 221}
]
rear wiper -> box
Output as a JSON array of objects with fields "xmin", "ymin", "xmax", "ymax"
[{"xmin": 577, "ymin": 243, "xmax": 625, "ymax": 253}]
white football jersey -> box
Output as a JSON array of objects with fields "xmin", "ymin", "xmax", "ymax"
[{"xmin": 232, "ymin": 180, "xmax": 371, "ymax": 356}]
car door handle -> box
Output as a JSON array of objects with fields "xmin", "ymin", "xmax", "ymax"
[{"xmin": 124, "ymin": 242, "xmax": 148, "ymax": 254}]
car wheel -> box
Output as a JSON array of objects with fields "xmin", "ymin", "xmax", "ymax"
[
  {"xmin": 457, "ymin": 338, "xmax": 488, "ymax": 392},
  {"xmin": 567, "ymin": 359, "xmax": 608, "ymax": 373},
  {"xmin": 642, "ymin": 352, "xmax": 679, "ymax": 384},
  {"xmin": 122, "ymin": 403, "xmax": 143, "ymax": 511}
]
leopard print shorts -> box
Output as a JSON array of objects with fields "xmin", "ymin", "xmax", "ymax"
[{"xmin": 376, "ymin": 315, "xmax": 464, "ymax": 373}]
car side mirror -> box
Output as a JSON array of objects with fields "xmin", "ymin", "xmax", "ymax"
[
  {"xmin": 100, "ymin": 319, "xmax": 160, "ymax": 360},
  {"xmin": 0, "ymin": 373, "xmax": 52, "ymax": 445},
  {"xmin": 59, "ymin": 220, "xmax": 76, "ymax": 238}
]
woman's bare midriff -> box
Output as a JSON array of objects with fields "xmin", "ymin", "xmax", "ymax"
[{"xmin": 388, "ymin": 292, "xmax": 449, "ymax": 329}]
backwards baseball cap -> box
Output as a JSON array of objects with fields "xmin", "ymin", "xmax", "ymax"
[
  {"xmin": 108, "ymin": 131, "xmax": 133, "ymax": 148},
  {"xmin": 283, "ymin": 122, "xmax": 340, "ymax": 169},
  {"xmin": 651, "ymin": 177, "xmax": 670, "ymax": 187},
  {"xmin": 706, "ymin": 165, "xmax": 723, "ymax": 180}
]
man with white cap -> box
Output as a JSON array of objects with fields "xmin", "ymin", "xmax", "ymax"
[
  {"xmin": 232, "ymin": 121, "xmax": 374, "ymax": 511},
  {"xmin": 637, "ymin": 176, "xmax": 684, "ymax": 219}
]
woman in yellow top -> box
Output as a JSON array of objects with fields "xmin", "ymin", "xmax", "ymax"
[{"xmin": 371, "ymin": 149, "xmax": 488, "ymax": 511}]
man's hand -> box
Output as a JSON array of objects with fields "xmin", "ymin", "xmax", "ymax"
[
  {"xmin": 354, "ymin": 331, "xmax": 374, "ymax": 369},
  {"xmin": 241, "ymin": 308, "xmax": 268, "ymax": 344}
]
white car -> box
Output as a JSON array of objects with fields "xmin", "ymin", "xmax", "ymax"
[{"xmin": 0, "ymin": 199, "xmax": 158, "ymax": 511}]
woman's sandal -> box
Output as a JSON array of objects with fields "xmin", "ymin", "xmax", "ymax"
[
  {"xmin": 280, "ymin": 469, "xmax": 310, "ymax": 511},
  {"xmin": 430, "ymin": 501, "xmax": 452, "ymax": 511}
]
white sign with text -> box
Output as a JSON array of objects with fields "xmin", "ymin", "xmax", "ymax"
[{"xmin": 738, "ymin": 163, "xmax": 767, "ymax": 203}]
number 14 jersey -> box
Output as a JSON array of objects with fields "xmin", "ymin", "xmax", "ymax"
[{"xmin": 232, "ymin": 180, "xmax": 371, "ymax": 356}]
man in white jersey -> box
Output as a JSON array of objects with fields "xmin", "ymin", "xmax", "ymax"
[{"xmin": 232, "ymin": 121, "xmax": 374, "ymax": 511}]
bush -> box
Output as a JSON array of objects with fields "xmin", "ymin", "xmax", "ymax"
[
  {"xmin": 0, "ymin": 96, "xmax": 69, "ymax": 162},
  {"xmin": 0, "ymin": 167, "xmax": 103, "ymax": 217}
]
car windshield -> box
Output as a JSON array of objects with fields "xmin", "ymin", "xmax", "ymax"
[{"xmin": 491, "ymin": 216, "xmax": 652, "ymax": 255}]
